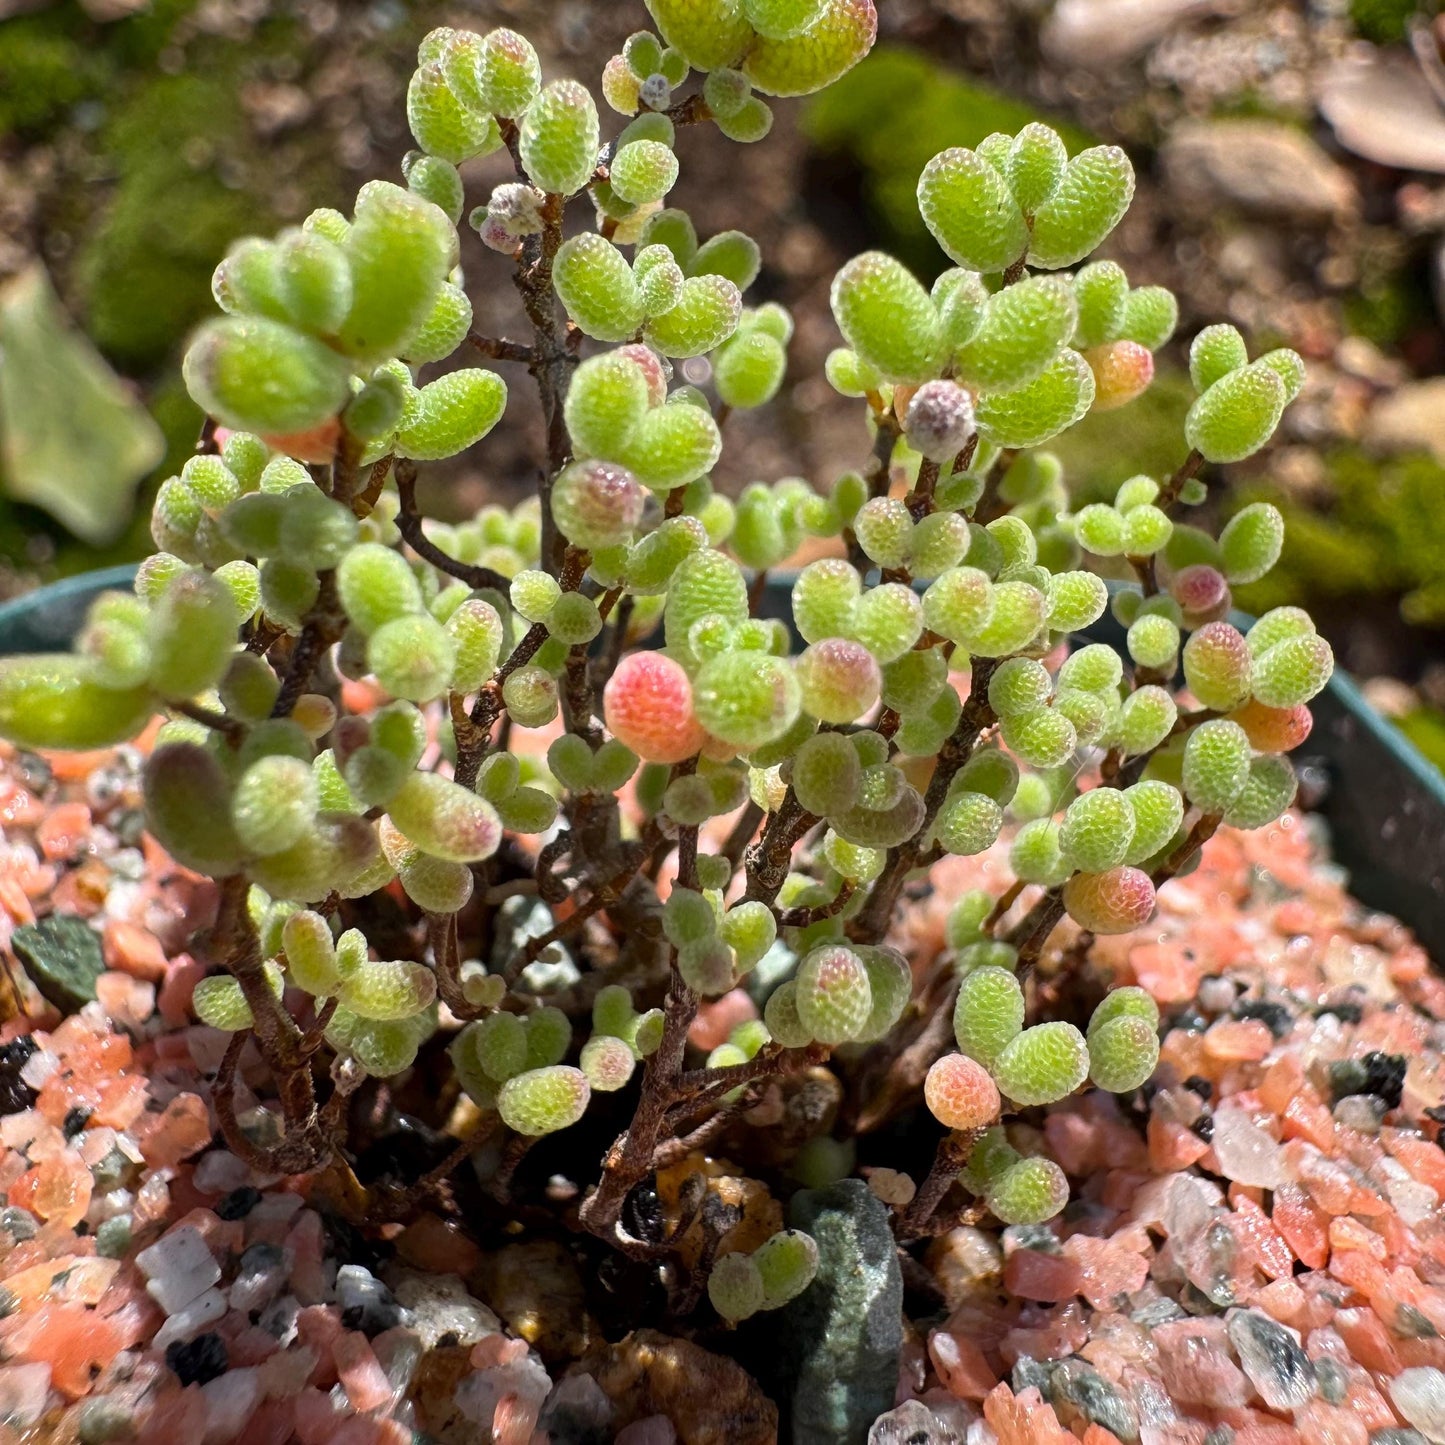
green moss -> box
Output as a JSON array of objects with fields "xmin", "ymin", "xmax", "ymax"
[
  {"xmin": 75, "ymin": 75, "xmax": 271, "ymax": 369},
  {"xmin": 1349, "ymin": 0, "xmax": 1436, "ymax": 45},
  {"xmin": 1396, "ymin": 706, "xmax": 1445, "ymax": 777},
  {"xmin": 804, "ymin": 47, "xmax": 1093, "ymax": 274},
  {"xmin": 0, "ymin": 20, "xmax": 96, "ymax": 136},
  {"xmin": 1341, "ymin": 267, "xmax": 1431, "ymax": 350},
  {"xmin": 1232, "ymin": 448, "xmax": 1445, "ymax": 628}
]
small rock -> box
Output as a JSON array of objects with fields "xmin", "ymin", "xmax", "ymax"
[
  {"xmin": 538, "ymin": 1373, "xmax": 615, "ymax": 1445},
  {"xmin": 1225, "ymin": 1309, "xmax": 1315, "ymax": 1411},
  {"xmin": 257, "ymin": 1294, "xmax": 301, "ymax": 1345},
  {"xmin": 472, "ymin": 1239, "xmax": 591, "ymax": 1362},
  {"xmin": 230, "ymin": 1242, "xmax": 288, "ymax": 1314},
  {"xmin": 591, "ymin": 1330, "xmax": 778, "ymax": 1445},
  {"xmin": 1315, "ymin": 1357, "xmax": 1349, "ymax": 1405},
  {"xmin": 782, "ymin": 1179, "xmax": 903, "ymax": 1445},
  {"xmin": 868, "ymin": 1398, "xmax": 960, "ymax": 1444},
  {"xmin": 0, "ymin": 1362, "xmax": 53, "ymax": 1427},
  {"xmin": 165, "ymin": 1331, "xmax": 228, "ymax": 1387},
  {"xmin": 1365, "ymin": 381, "xmax": 1445, "ymax": 464},
  {"xmin": 0, "ymin": 1206, "xmax": 37, "ymax": 1242},
  {"xmin": 12, "ymin": 915, "xmax": 106, "ymax": 1012},
  {"xmin": 1328, "ymin": 1052, "xmax": 1407, "ymax": 1109},
  {"xmin": 1050, "ymin": 1359, "xmax": 1141, "ymax": 1442},
  {"xmin": 75, "ymin": 1397, "xmax": 137, "ymax": 1444},
  {"xmin": 155, "ymin": 1287, "xmax": 227, "ymax": 1351},
  {"xmin": 214, "ymin": 1186, "xmax": 262, "ymax": 1221},
  {"xmin": 337, "ymin": 1264, "xmax": 404, "ymax": 1338},
  {"xmin": 0, "ymin": 1038, "xmax": 38, "ymax": 1116},
  {"xmin": 1210, "ymin": 1103, "xmax": 1283, "ymax": 1188},
  {"xmin": 137, "ymin": 1224, "xmax": 222, "ymax": 1315},
  {"xmin": 413, "ymin": 1343, "xmax": 483, "ymax": 1445},
  {"xmin": 1040, "ymin": 0, "xmax": 1220, "ymax": 68},
  {"xmin": 201, "ymin": 1365, "xmax": 262, "ymax": 1443},
  {"xmin": 1391, "ymin": 1369, "xmax": 1445, "ymax": 1443},
  {"xmin": 925, "ymin": 1227, "xmax": 1003, "ymax": 1308},
  {"xmin": 1319, "ymin": 53, "xmax": 1445, "ymax": 175},
  {"xmin": 1161, "ymin": 121, "xmax": 1356, "ymax": 225},
  {"xmin": 385, "ymin": 1269, "xmax": 500, "ymax": 1350}
]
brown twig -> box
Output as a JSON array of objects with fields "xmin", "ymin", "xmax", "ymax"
[
  {"xmin": 270, "ymin": 573, "xmax": 343, "ymax": 719},
  {"xmin": 720, "ymin": 800, "xmax": 764, "ymax": 871},
  {"xmin": 394, "ymin": 460, "xmax": 512, "ymax": 594},
  {"xmin": 1157, "ymin": 448, "xmax": 1205, "ymax": 513},
  {"xmin": 895, "ymin": 1126, "xmax": 984, "ymax": 1240},
  {"xmin": 982, "ymin": 878, "xmax": 1025, "ymax": 936},
  {"xmin": 350, "ymin": 456, "xmax": 392, "ymax": 518},
  {"xmin": 172, "ymin": 700, "xmax": 244, "ymax": 739},
  {"xmin": 743, "ymin": 789, "xmax": 818, "ymax": 907},
  {"xmin": 776, "ymin": 880, "xmax": 856, "ymax": 928},
  {"xmin": 467, "ymin": 332, "xmax": 536, "ymax": 364}
]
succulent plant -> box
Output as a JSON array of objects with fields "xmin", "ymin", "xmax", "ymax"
[{"xmin": 0, "ymin": 0, "xmax": 1324, "ymax": 1260}]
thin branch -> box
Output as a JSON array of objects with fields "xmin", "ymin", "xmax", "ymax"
[
  {"xmin": 982, "ymin": 878, "xmax": 1025, "ymax": 936},
  {"xmin": 895, "ymin": 1126, "xmax": 984, "ymax": 1240},
  {"xmin": 466, "ymin": 332, "xmax": 535, "ymax": 364},
  {"xmin": 661, "ymin": 93, "xmax": 713, "ymax": 126},
  {"xmin": 350, "ymin": 456, "xmax": 392, "ymax": 518},
  {"xmin": 172, "ymin": 700, "xmax": 244, "ymax": 739},
  {"xmin": 743, "ymin": 789, "xmax": 818, "ymax": 907},
  {"xmin": 776, "ymin": 880, "xmax": 856, "ymax": 928},
  {"xmin": 394, "ymin": 460, "xmax": 512, "ymax": 593},
  {"xmin": 720, "ymin": 800, "xmax": 764, "ymax": 870},
  {"xmin": 1157, "ymin": 448, "xmax": 1204, "ymax": 513},
  {"xmin": 270, "ymin": 573, "xmax": 343, "ymax": 719}
]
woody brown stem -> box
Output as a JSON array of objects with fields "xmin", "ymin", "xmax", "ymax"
[{"xmin": 895, "ymin": 1126, "xmax": 984, "ymax": 1240}]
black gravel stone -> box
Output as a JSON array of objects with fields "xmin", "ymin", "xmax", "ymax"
[
  {"xmin": 1329, "ymin": 1052, "xmax": 1406, "ymax": 1110},
  {"xmin": 165, "ymin": 1332, "xmax": 228, "ymax": 1386},
  {"xmin": 0, "ymin": 1037, "xmax": 38, "ymax": 1116},
  {"xmin": 1232, "ymin": 999, "xmax": 1294, "ymax": 1038},
  {"xmin": 215, "ymin": 1186, "xmax": 263, "ymax": 1221}
]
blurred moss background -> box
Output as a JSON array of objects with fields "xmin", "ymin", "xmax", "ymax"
[{"xmin": 0, "ymin": 0, "xmax": 1442, "ymax": 768}]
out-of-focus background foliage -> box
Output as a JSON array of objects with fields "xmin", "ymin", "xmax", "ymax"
[{"xmin": 0, "ymin": 0, "xmax": 1442, "ymax": 768}]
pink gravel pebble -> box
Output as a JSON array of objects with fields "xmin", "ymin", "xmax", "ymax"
[{"xmin": 335, "ymin": 1331, "xmax": 394, "ymax": 1412}]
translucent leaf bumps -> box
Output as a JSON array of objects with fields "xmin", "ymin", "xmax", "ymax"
[
  {"xmin": 339, "ymin": 182, "xmax": 457, "ymax": 365},
  {"xmin": 925, "ymin": 1054, "xmax": 1000, "ymax": 1130},
  {"xmin": 918, "ymin": 148, "xmax": 1028, "ymax": 275},
  {"xmin": 395, "ymin": 370, "xmax": 507, "ymax": 461},
  {"xmin": 184, "ymin": 317, "xmax": 351, "ymax": 436},
  {"xmin": 992, "ymin": 1021, "xmax": 1089, "ymax": 1107},
  {"xmin": 692, "ymin": 651, "xmax": 800, "ymax": 749},
  {"xmin": 498, "ymin": 1066, "xmax": 590, "ymax": 1136},
  {"xmin": 743, "ymin": 0, "xmax": 877, "ymax": 97},
  {"xmin": 794, "ymin": 944, "xmax": 871, "ymax": 1044},
  {"xmin": 1027, "ymin": 146, "xmax": 1135, "ymax": 270},
  {"xmin": 1186, "ymin": 362, "xmax": 1286, "ymax": 464},
  {"xmin": 987, "ymin": 1156, "xmax": 1069, "ymax": 1226},
  {"xmin": 1063, "ymin": 866, "xmax": 1157, "ymax": 934},
  {"xmin": 604, "ymin": 651, "xmax": 707, "ymax": 764},
  {"xmin": 519, "ymin": 80, "xmax": 600, "ymax": 197},
  {"xmin": 830, "ymin": 252, "xmax": 944, "ymax": 383},
  {"xmin": 975, "ymin": 350, "xmax": 1095, "ymax": 449},
  {"xmin": 0, "ymin": 656, "xmax": 153, "ymax": 753},
  {"xmin": 553, "ymin": 236, "xmax": 644, "ymax": 343}
]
